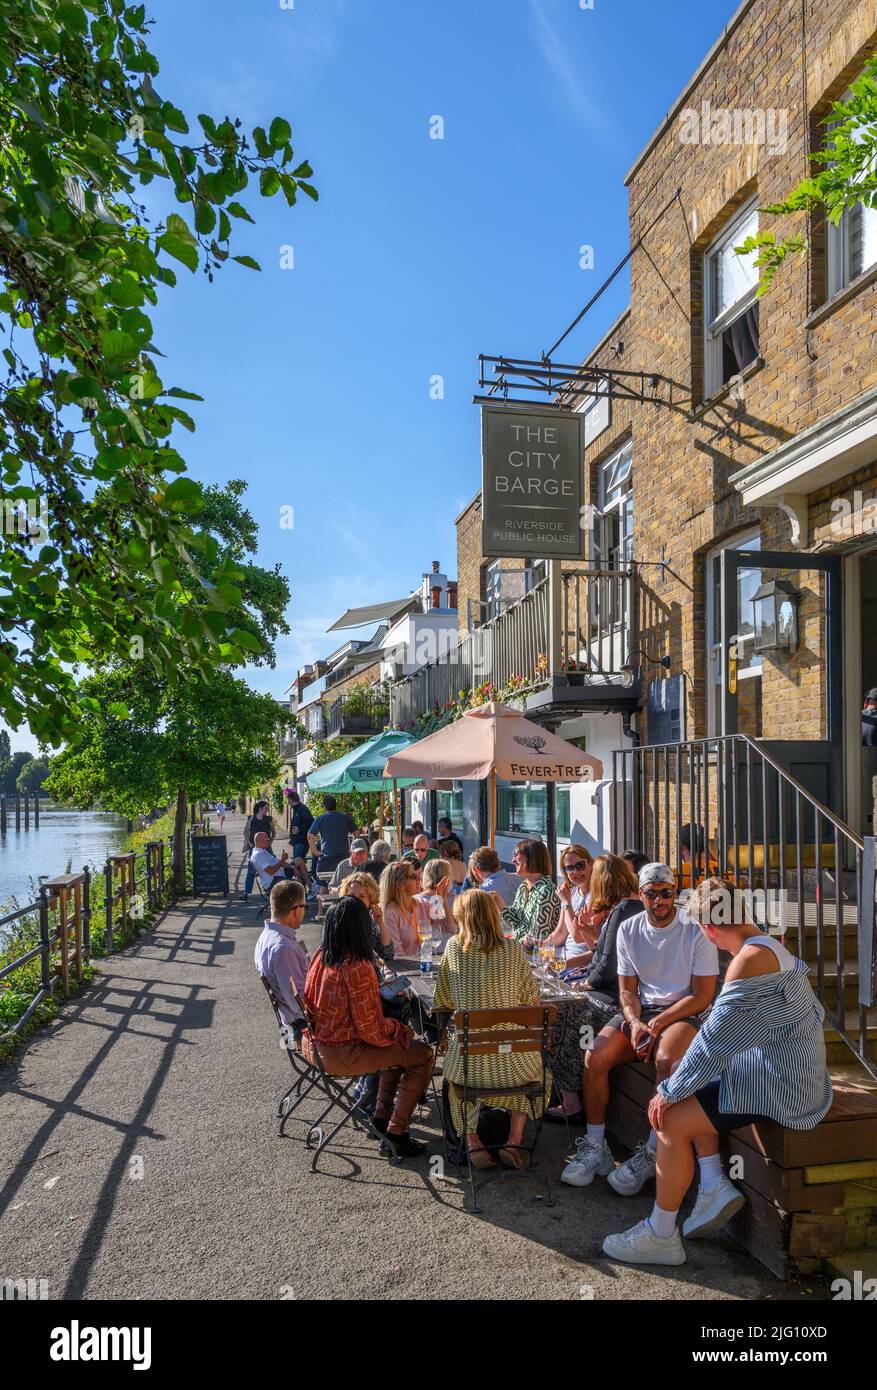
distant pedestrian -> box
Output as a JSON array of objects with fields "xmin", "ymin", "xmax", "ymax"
[{"xmin": 215, "ymin": 801, "xmax": 226, "ymax": 829}]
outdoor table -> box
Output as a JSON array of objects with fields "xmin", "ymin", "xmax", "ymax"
[{"xmin": 390, "ymin": 953, "xmax": 580, "ymax": 1024}]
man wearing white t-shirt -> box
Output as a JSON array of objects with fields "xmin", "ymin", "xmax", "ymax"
[{"xmin": 562, "ymin": 862, "xmax": 719, "ymax": 1201}]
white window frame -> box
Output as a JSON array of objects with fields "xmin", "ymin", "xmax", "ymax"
[
  {"xmin": 580, "ymin": 391, "xmax": 610, "ymax": 447},
  {"xmin": 826, "ymin": 93, "xmax": 877, "ymax": 296},
  {"xmin": 704, "ymin": 200, "xmax": 760, "ymax": 397},
  {"xmin": 705, "ymin": 529, "xmax": 762, "ymax": 737}
]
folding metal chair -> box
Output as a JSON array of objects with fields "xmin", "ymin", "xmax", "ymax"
[
  {"xmin": 448, "ymin": 1004, "xmax": 558, "ymax": 1211},
  {"xmin": 254, "ymin": 877, "xmax": 269, "ymax": 919},
  {"xmin": 259, "ymin": 976, "xmax": 323, "ymax": 1134},
  {"xmin": 292, "ymin": 990, "xmax": 400, "ymax": 1170}
]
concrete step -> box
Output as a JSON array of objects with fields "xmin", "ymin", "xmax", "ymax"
[{"xmin": 822, "ymin": 1250, "xmax": 877, "ymax": 1295}]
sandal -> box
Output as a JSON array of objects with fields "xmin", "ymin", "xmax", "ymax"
[
  {"xmin": 498, "ymin": 1146, "xmax": 531, "ymax": 1169},
  {"xmin": 467, "ymin": 1146, "xmax": 498, "ymax": 1170}
]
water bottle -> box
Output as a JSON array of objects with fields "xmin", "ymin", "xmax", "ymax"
[{"xmin": 420, "ymin": 937, "xmax": 433, "ymax": 974}]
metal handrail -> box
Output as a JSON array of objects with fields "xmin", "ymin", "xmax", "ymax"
[{"xmin": 611, "ymin": 731, "xmax": 876, "ymax": 1080}]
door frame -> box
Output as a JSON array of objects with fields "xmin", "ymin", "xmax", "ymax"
[{"xmin": 720, "ymin": 547, "xmax": 844, "ymax": 810}]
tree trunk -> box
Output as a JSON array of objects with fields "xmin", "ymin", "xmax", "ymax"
[{"xmin": 172, "ymin": 785, "xmax": 188, "ymax": 894}]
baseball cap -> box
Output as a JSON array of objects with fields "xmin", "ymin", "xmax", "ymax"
[
  {"xmin": 351, "ymin": 838, "xmax": 369, "ymax": 852},
  {"xmin": 638, "ymin": 862, "xmax": 676, "ymax": 888}
]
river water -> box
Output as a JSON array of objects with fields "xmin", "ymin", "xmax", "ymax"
[{"xmin": 0, "ymin": 808, "xmax": 130, "ymax": 911}]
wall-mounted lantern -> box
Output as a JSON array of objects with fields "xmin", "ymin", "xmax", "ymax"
[{"xmin": 751, "ymin": 579, "xmax": 798, "ymax": 653}]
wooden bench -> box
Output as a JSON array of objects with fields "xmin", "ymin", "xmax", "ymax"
[{"xmin": 606, "ymin": 1059, "xmax": 877, "ymax": 1278}]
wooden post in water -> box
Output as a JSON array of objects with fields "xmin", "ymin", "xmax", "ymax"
[
  {"xmin": 0, "ymin": 794, "xmax": 6, "ymax": 836},
  {"xmin": 24, "ymin": 792, "xmax": 30, "ymax": 829},
  {"xmin": 34, "ymin": 792, "xmax": 39, "ymax": 826},
  {"xmin": 15, "ymin": 794, "xmax": 21, "ymax": 830}
]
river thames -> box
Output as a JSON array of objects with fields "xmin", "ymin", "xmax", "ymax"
[{"xmin": 0, "ymin": 807, "xmax": 129, "ymax": 909}]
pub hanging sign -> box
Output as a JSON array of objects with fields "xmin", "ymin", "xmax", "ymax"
[{"xmin": 481, "ymin": 406, "xmax": 586, "ymax": 561}]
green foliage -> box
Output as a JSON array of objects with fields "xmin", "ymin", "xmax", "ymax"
[
  {"xmin": 737, "ymin": 55, "xmax": 877, "ymax": 292},
  {"xmin": 1, "ymin": 749, "xmax": 32, "ymax": 793},
  {"xmin": 304, "ymin": 735, "xmax": 373, "ymax": 830},
  {"xmin": 0, "ymin": 0, "xmax": 315, "ymax": 745},
  {"xmin": 270, "ymin": 783, "xmax": 285, "ymax": 815},
  {"xmin": 16, "ymin": 752, "xmax": 48, "ymax": 792},
  {"xmin": 45, "ymin": 665, "xmax": 285, "ymax": 815}
]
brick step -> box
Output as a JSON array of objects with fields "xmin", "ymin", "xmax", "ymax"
[{"xmin": 823, "ymin": 1011, "xmax": 877, "ymax": 1064}]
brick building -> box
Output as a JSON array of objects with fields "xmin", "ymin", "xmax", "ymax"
[{"xmin": 427, "ymin": 0, "xmax": 877, "ymax": 865}]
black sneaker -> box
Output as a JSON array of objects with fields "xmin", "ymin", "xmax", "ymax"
[
  {"xmin": 370, "ymin": 1116, "xmax": 389, "ymax": 1137},
  {"xmin": 382, "ymin": 1131, "xmax": 426, "ymax": 1159}
]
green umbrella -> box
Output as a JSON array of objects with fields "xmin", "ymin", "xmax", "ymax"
[{"xmin": 305, "ymin": 730, "xmax": 422, "ymax": 794}]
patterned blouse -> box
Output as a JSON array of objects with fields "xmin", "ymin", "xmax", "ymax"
[
  {"xmin": 303, "ymin": 950, "xmax": 406, "ymax": 1049},
  {"xmin": 433, "ymin": 936, "xmax": 549, "ymax": 1130},
  {"xmin": 500, "ymin": 876, "xmax": 562, "ymax": 944}
]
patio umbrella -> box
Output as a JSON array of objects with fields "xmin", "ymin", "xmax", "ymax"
[
  {"xmin": 305, "ymin": 730, "xmax": 419, "ymax": 794},
  {"xmin": 305, "ymin": 730, "xmax": 448, "ymax": 849},
  {"xmin": 382, "ymin": 701, "xmax": 603, "ymax": 847}
]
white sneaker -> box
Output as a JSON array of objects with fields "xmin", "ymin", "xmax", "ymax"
[
  {"xmin": 561, "ymin": 1136, "xmax": 615, "ymax": 1187},
  {"xmin": 607, "ymin": 1140, "xmax": 656, "ymax": 1195},
  {"xmin": 602, "ymin": 1218, "xmax": 686, "ymax": 1266},
  {"xmin": 682, "ymin": 1178, "xmax": 745, "ymax": 1238}
]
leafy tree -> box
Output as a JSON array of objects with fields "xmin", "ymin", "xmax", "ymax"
[
  {"xmin": 0, "ymin": 0, "xmax": 316, "ymax": 746},
  {"xmin": 0, "ymin": 726, "xmax": 9, "ymax": 788},
  {"xmin": 738, "ymin": 57, "xmax": 877, "ymax": 291},
  {"xmin": 46, "ymin": 667, "xmax": 284, "ymax": 887},
  {"xmin": 46, "ymin": 480, "xmax": 289, "ymax": 887},
  {"xmin": 16, "ymin": 752, "xmax": 48, "ymax": 793},
  {"xmin": 2, "ymin": 750, "xmax": 33, "ymax": 794}
]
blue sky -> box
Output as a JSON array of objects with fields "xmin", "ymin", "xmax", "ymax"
[{"xmin": 12, "ymin": 0, "xmax": 741, "ymax": 753}]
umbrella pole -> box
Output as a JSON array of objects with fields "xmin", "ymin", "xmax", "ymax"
[
  {"xmin": 379, "ymin": 788, "xmax": 385, "ymax": 833},
  {"xmin": 489, "ymin": 768, "xmax": 497, "ymax": 850},
  {"xmin": 393, "ymin": 779, "xmax": 401, "ymax": 857}
]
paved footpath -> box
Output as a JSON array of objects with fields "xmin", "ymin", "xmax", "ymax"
[{"xmin": 0, "ymin": 813, "xmax": 821, "ymax": 1301}]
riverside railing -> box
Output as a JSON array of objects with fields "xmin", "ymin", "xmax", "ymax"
[{"xmin": 0, "ymin": 818, "xmax": 210, "ymax": 1046}]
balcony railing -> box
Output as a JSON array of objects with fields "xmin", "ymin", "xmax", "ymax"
[
  {"xmin": 326, "ymin": 689, "xmax": 390, "ymax": 739},
  {"xmin": 390, "ymin": 567, "xmax": 634, "ymax": 728}
]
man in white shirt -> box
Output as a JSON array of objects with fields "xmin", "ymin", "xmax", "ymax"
[
  {"xmin": 562, "ymin": 862, "xmax": 719, "ymax": 1209},
  {"xmin": 249, "ymin": 831, "xmax": 291, "ymax": 894}
]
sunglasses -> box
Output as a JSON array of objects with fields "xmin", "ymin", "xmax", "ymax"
[
  {"xmin": 565, "ymin": 861, "xmax": 589, "ymax": 873},
  {"xmin": 642, "ymin": 888, "xmax": 676, "ymax": 901}
]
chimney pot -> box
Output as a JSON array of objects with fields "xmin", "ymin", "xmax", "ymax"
[{"xmin": 432, "ymin": 560, "xmax": 440, "ymax": 572}]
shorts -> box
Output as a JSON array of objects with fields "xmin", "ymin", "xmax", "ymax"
[
  {"xmin": 693, "ymin": 1080, "xmax": 768, "ymax": 1135},
  {"xmin": 606, "ymin": 1004, "xmax": 706, "ymax": 1035}
]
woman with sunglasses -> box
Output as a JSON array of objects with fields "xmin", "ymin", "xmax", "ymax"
[
  {"xmin": 558, "ymin": 844, "xmax": 601, "ymax": 963},
  {"xmin": 499, "ymin": 838, "xmax": 562, "ymax": 948},
  {"xmin": 545, "ymin": 854, "xmax": 641, "ymax": 1124},
  {"xmin": 379, "ymin": 861, "xmax": 430, "ymax": 956}
]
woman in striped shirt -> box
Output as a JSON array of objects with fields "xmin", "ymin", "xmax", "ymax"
[{"xmin": 602, "ymin": 877, "xmax": 833, "ymax": 1268}]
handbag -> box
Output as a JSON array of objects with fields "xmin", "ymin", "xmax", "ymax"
[{"xmin": 379, "ymin": 975, "xmax": 412, "ymax": 1024}]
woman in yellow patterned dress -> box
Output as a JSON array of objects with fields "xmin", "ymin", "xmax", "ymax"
[{"xmin": 433, "ymin": 889, "xmax": 549, "ymax": 1170}]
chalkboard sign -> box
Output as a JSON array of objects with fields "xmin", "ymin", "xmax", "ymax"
[{"xmin": 192, "ymin": 835, "xmax": 229, "ymax": 896}]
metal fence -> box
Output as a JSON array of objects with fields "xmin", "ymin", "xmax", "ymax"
[
  {"xmin": 612, "ymin": 733, "xmax": 877, "ymax": 1078},
  {"xmin": 0, "ymin": 819, "xmax": 210, "ymax": 1046}
]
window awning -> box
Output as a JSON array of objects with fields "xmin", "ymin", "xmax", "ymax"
[{"xmin": 327, "ymin": 597, "xmax": 419, "ymax": 631}]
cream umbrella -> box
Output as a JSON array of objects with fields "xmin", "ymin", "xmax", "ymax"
[{"xmin": 383, "ymin": 701, "xmax": 603, "ymax": 848}]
